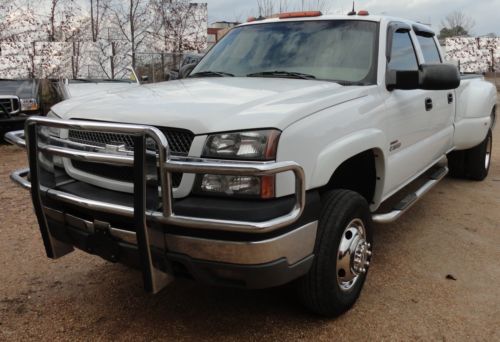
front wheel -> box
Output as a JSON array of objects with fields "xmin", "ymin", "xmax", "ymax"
[{"xmin": 296, "ymin": 190, "xmax": 373, "ymax": 317}]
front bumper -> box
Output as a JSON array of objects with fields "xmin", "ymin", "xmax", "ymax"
[{"xmin": 5, "ymin": 118, "xmax": 316, "ymax": 291}]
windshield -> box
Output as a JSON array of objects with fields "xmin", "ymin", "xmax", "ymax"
[{"xmin": 193, "ymin": 20, "xmax": 379, "ymax": 84}]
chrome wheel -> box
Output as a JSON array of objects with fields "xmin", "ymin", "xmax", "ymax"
[
  {"xmin": 485, "ymin": 134, "xmax": 492, "ymax": 170},
  {"xmin": 336, "ymin": 219, "xmax": 372, "ymax": 292}
]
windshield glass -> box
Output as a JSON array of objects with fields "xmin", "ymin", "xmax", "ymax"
[{"xmin": 193, "ymin": 20, "xmax": 379, "ymax": 84}]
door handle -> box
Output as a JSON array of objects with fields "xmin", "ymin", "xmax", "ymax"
[
  {"xmin": 425, "ymin": 98, "xmax": 433, "ymax": 111},
  {"xmin": 448, "ymin": 93, "xmax": 454, "ymax": 104}
]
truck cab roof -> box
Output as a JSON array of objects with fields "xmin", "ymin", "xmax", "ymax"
[{"xmin": 241, "ymin": 13, "xmax": 436, "ymax": 35}]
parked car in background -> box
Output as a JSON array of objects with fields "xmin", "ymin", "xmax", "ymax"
[{"xmin": 0, "ymin": 79, "xmax": 41, "ymax": 137}]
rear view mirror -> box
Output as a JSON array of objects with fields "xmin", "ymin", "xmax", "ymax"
[{"xmin": 387, "ymin": 64, "xmax": 461, "ymax": 91}]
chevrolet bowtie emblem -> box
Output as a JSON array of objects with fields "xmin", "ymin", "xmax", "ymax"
[{"xmin": 104, "ymin": 143, "xmax": 128, "ymax": 153}]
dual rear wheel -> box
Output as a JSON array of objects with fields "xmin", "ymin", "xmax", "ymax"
[{"xmin": 448, "ymin": 129, "xmax": 493, "ymax": 181}]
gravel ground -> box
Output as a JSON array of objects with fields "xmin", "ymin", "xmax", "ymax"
[{"xmin": 1, "ymin": 118, "xmax": 499, "ymax": 341}]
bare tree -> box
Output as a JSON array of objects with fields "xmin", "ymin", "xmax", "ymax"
[
  {"xmin": 112, "ymin": 0, "xmax": 152, "ymax": 68},
  {"xmin": 89, "ymin": 0, "xmax": 111, "ymax": 42},
  {"xmin": 441, "ymin": 10, "xmax": 475, "ymax": 35},
  {"xmin": 151, "ymin": 1, "xmax": 207, "ymax": 52},
  {"xmin": 46, "ymin": 0, "xmax": 83, "ymax": 42}
]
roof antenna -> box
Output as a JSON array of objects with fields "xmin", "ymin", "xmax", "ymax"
[{"xmin": 348, "ymin": 1, "xmax": 356, "ymax": 16}]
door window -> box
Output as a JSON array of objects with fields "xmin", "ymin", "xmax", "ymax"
[
  {"xmin": 416, "ymin": 35, "xmax": 442, "ymax": 63},
  {"xmin": 388, "ymin": 31, "xmax": 419, "ymax": 71}
]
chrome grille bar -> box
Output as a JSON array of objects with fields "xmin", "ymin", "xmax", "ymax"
[{"xmin": 6, "ymin": 117, "xmax": 306, "ymax": 233}]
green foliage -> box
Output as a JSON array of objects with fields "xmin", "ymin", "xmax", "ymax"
[{"xmin": 439, "ymin": 25, "xmax": 469, "ymax": 39}]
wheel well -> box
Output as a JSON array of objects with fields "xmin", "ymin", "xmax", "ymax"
[
  {"xmin": 320, "ymin": 150, "xmax": 378, "ymax": 204},
  {"xmin": 492, "ymin": 105, "xmax": 497, "ymax": 129}
]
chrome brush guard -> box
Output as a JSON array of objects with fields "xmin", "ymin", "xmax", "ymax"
[{"xmin": 4, "ymin": 117, "xmax": 306, "ymax": 293}]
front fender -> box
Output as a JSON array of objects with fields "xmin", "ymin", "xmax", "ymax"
[{"xmin": 311, "ymin": 129, "xmax": 387, "ymax": 206}]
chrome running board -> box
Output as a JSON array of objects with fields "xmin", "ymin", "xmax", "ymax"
[{"xmin": 372, "ymin": 166, "xmax": 448, "ymax": 224}]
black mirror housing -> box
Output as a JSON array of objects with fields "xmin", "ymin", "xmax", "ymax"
[
  {"xmin": 419, "ymin": 64, "xmax": 461, "ymax": 90},
  {"xmin": 387, "ymin": 64, "xmax": 461, "ymax": 91}
]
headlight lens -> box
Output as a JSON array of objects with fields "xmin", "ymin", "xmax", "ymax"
[
  {"xmin": 20, "ymin": 98, "xmax": 39, "ymax": 111},
  {"xmin": 202, "ymin": 129, "xmax": 280, "ymax": 160},
  {"xmin": 197, "ymin": 130, "xmax": 280, "ymax": 199}
]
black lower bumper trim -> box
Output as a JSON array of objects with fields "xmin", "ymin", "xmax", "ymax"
[
  {"xmin": 167, "ymin": 253, "xmax": 314, "ymax": 289},
  {"xmin": 48, "ymin": 218, "xmax": 313, "ymax": 289}
]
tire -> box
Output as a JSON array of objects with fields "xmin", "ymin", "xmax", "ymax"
[
  {"xmin": 447, "ymin": 150, "xmax": 466, "ymax": 178},
  {"xmin": 447, "ymin": 129, "xmax": 493, "ymax": 181},
  {"xmin": 296, "ymin": 189, "xmax": 373, "ymax": 317},
  {"xmin": 464, "ymin": 129, "xmax": 492, "ymax": 181}
]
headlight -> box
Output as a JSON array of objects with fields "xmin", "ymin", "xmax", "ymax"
[
  {"xmin": 202, "ymin": 129, "xmax": 280, "ymax": 161},
  {"xmin": 20, "ymin": 98, "xmax": 39, "ymax": 112},
  {"xmin": 196, "ymin": 130, "xmax": 280, "ymax": 199}
]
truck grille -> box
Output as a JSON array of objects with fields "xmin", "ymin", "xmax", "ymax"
[
  {"xmin": 68, "ymin": 127, "xmax": 194, "ymax": 188},
  {"xmin": 0, "ymin": 97, "xmax": 20, "ymax": 114},
  {"xmin": 68, "ymin": 127, "xmax": 194, "ymax": 156}
]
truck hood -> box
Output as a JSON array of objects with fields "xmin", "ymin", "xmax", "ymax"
[
  {"xmin": 52, "ymin": 78, "xmax": 369, "ymax": 134},
  {"xmin": 66, "ymin": 82, "xmax": 139, "ymax": 99}
]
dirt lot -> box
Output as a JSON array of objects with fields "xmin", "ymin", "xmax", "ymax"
[{"xmin": 1, "ymin": 123, "xmax": 499, "ymax": 341}]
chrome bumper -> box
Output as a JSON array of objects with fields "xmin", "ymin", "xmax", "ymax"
[{"xmin": 5, "ymin": 117, "xmax": 307, "ymax": 293}]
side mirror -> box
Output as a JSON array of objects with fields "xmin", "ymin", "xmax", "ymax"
[
  {"xmin": 179, "ymin": 63, "xmax": 197, "ymax": 79},
  {"xmin": 419, "ymin": 64, "xmax": 460, "ymax": 90},
  {"xmin": 387, "ymin": 64, "xmax": 461, "ymax": 91}
]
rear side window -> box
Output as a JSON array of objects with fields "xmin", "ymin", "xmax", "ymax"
[
  {"xmin": 417, "ymin": 35, "xmax": 442, "ymax": 63},
  {"xmin": 388, "ymin": 31, "xmax": 418, "ymax": 71}
]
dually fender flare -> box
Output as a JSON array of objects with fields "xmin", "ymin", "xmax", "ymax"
[{"xmin": 310, "ymin": 129, "xmax": 388, "ymax": 206}]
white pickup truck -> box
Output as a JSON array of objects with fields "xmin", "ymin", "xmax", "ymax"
[{"xmin": 6, "ymin": 12, "xmax": 496, "ymax": 317}]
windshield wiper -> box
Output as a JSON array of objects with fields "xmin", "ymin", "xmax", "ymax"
[
  {"xmin": 247, "ymin": 71, "xmax": 316, "ymax": 80},
  {"xmin": 188, "ymin": 71, "xmax": 234, "ymax": 78},
  {"xmin": 331, "ymin": 80, "xmax": 370, "ymax": 86},
  {"xmin": 74, "ymin": 79, "xmax": 96, "ymax": 83}
]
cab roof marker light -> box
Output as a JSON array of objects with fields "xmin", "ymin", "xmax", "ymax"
[
  {"xmin": 358, "ymin": 10, "xmax": 370, "ymax": 16},
  {"xmin": 278, "ymin": 11, "xmax": 322, "ymax": 19}
]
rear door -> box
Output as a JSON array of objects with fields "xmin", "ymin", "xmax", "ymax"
[{"xmin": 414, "ymin": 28, "xmax": 455, "ymax": 157}]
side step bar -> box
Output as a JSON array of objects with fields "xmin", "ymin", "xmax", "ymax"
[{"xmin": 372, "ymin": 166, "xmax": 448, "ymax": 224}]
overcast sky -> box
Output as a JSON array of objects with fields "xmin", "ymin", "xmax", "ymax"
[{"xmin": 205, "ymin": 0, "xmax": 500, "ymax": 35}]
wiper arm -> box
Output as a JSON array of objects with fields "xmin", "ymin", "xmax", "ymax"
[
  {"xmin": 74, "ymin": 79, "xmax": 95, "ymax": 83},
  {"xmin": 247, "ymin": 70, "xmax": 316, "ymax": 80},
  {"xmin": 331, "ymin": 80, "xmax": 370, "ymax": 86},
  {"xmin": 188, "ymin": 71, "xmax": 234, "ymax": 78}
]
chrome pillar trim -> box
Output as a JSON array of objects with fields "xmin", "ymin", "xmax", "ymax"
[
  {"xmin": 4, "ymin": 130, "xmax": 26, "ymax": 148},
  {"xmin": 166, "ymin": 221, "xmax": 318, "ymax": 265},
  {"xmin": 373, "ymin": 166, "xmax": 448, "ymax": 224},
  {"xmin": 11, "ymin": 168, "xmax": 31, "ymax": 189}
]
